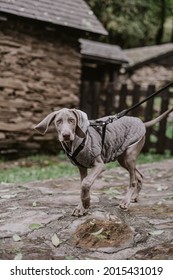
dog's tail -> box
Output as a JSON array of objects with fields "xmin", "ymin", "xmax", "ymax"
[{"xmin": 144, "ymin": 107, "xmax": 173, "ymax": 127}]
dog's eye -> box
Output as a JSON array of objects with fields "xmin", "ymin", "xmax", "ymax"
[
  {"xmin": 56, "ymin": 119, "xmax": 62, "ymax": 124},
  {"xmin": 68, "ymin": 118, "xmax": 75, "ymax": 123}
]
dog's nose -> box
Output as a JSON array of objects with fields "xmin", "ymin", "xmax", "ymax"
[{"xmin": 62, "ymin": 133, "xmax": 71, "ymax": 141}]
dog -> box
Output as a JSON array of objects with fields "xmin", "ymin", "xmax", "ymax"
[{"xmin": 35, "ymin": 107, "xmax": 173, "ymax": 216}]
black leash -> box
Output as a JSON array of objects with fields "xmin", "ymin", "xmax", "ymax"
[
  {"xmin": 116, "ymin": 81, "xmax": 173, "ymax": 119},
  {"xmin": 90, "ymin": 81, "xmax": 173, "ymax": 147}
]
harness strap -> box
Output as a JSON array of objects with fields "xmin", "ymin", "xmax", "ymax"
[
  {"xmin": 62, "ymin": 137, "xmax": 87, "ymax": 169},
  {"xmin": 90, "ymin": 117, "xmax": 115, "ymax": 148}
]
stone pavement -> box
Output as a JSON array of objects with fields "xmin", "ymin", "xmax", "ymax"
[{"xmin": 0, "ymin": 160, "xmax": 173, "ymax": 259}]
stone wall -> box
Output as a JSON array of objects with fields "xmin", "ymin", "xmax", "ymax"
[
  {"xmin": 117, "ymin": 60, "xmax": 173, "ymax": 90},
  {"xmin": 124, "ymin": 64, "xmax": 173, "ymax": 90},
  {"xmin": 0, "ymin": 17, "xmax": 81, "ymax": 157}
]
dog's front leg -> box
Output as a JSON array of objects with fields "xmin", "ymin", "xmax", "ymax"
[
  {"xmin": 72, "ymin": 167, "xmax": 87, "ymax": 216},
  {"xmin": 72, "ymin": 156, "xmax": 105, "ymax": 216},
  {"xmin": 81, "ymin": 156, "xmax": 105, "ymax": 209}
]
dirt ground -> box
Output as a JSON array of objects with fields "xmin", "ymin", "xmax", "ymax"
[{"xmin": 0, "ymin": 159, "xmax": 173, "ymax": 260}]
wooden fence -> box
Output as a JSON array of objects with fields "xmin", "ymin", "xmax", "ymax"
[{"xmin": 80, "ymin": 81, "xmax": 173, "ymax": 154}]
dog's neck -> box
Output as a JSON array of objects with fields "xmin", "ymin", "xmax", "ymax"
[
  {"xmin": 62, "ymin": 134, "xmax": 87, "ymax": 154},
  {"xmin": 62, "ymin": 140, "xmax": 73, "ymax": 151}
]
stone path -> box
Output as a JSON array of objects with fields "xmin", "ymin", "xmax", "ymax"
[{"xmin": 0, "ymin": 160, "xmax": 173, "ymax": 259}]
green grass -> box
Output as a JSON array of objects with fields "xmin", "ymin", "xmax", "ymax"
[
  {"xmin": 0, "ymin": 163, "xmax": 77, "ymax": 183},
  {"xmin": 0, "ymin": 152, "xmax": 173, "ymax": 184},
  {"xmin": 0, "ymin": 154, "xmax": 78, "ymax": 184}
]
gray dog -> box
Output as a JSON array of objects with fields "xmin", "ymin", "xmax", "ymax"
[{"xmin": 35, "ymin": 107, "xmax": 173, "ymax": 216}]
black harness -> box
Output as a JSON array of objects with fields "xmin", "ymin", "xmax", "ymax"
[
  {"xmin": 89, "ymin": 117, "xmax": 116, "ymax": 148},
  {"xmin": 62, "ymin": 117, "xmax": 116, "ymax": 168},
  {"xmin": 62, "ymin": 137, "xmax": 87, "ymax": 168}
]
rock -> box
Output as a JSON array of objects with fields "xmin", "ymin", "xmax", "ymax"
[
  {"xmin": 0, "ymin": 121, "xmax": 32, "ymax": 131},
  {"xmin": 0, "ymin": 78, "xmax": 27, "ymax": 91},
  {"xmin": 0, "ymin": 132, "xmax": 6, "ymax": 139}
]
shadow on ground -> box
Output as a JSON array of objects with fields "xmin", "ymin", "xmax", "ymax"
[{"xmin": 0, "ymin": 160, "xmax": 173, "ymax": 259}]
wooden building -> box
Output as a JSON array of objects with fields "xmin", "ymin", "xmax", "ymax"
[
  {"xmin": 0, "ymin": 0, "xmax": 107, "ymax": 156},
  {"xmin": 79, "ymin": 39, "xmax": 129, "ymax": 118}
]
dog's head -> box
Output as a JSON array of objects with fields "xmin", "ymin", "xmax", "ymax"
[{"xmin": 34, "ymin": 108, "xmax": 89, "ymax": 142}]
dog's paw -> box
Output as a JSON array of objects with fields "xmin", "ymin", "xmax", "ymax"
[
  {"xmin": 131, "ymin": 192, "xmax": 139, "ymax": 203},
  {"xmin": 72, "ymin": 204, "xmax": 87, "ymax": 217},
  {"xmin": 119, "ymin": 200, "xmax": 129, "ymax": 210},
  {"xmin": 131, "ymin": 197, "xmax": 138, "ymax": 203}
]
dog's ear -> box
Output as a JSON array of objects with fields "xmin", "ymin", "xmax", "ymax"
[
  {"xmin": 71, "ymin": 109, "xmax": 89, "ymax": 138},
  {"xmin": 34, "ymin": 111, "xmax": 58, "ymax": 135}
]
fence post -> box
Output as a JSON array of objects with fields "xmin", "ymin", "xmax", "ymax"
[
  {"xmin": 131, "ymin": 84, "xmax": 141, "ymax": 117},
  {"xmin": 80, "ymin": 81, "xmax": 100, "ymax": 119},
  {"xmin": 80, "ymin": 80, "xmax": 91, "ymax": 117},
  {"xmin": 92, "ymin": 82, "xmax": 100, "ymax": 119},
  {"xmin": 119, "ymin": 84, "xmax": 128, "ymax": 111},
  {"xmin": 156, "ymin": 89, "xmax": 169, "ymax": 154},
  {"xmin": 143, "ymin": 85, "xmax": 156, "ymax": 153},
  {"xmin": 105, "ymin": 83, "xmax": 114, "ymax": 115}
]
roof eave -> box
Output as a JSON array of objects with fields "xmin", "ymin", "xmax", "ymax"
[
  {"xmin": 82, "ymin": 54, "xmax": 129, "ymax": 65},
  {"xmin": 125, "ymin": 50, "xmax": 173, "ymax": 70},
  {"xmin": 0, "ymin": 10, "xmax": 108, "ymax": 36}
]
